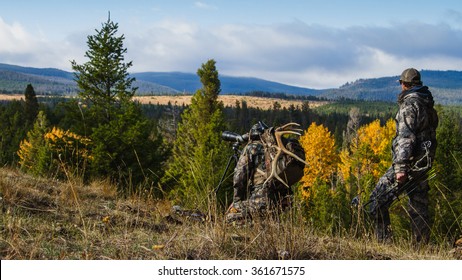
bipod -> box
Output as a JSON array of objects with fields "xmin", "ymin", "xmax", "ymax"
[{"xmin": 214, "ymin": 141, "xmax": 241, "ymax": 195}]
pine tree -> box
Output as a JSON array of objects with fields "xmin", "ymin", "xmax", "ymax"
[
  {"xmin": 71, "ymin": 16, "xmax": 167, "ymax": 191},
  {"xmin": 24, "ymin": 84, "xmax": 39, "ymax": 124},
  {"xmin": 163, "ymin": 59, "xmax": 229, "ymax": 208},
  {"xmin": 434, "ymin": 108, "xmax": 462, "ymax": 189},
  {"xmin": 430, "ymin": 107, "xmax": 462, "ymax": 240},
  {"xmin": 71, "ymin": 17, "xmax": 136, "ymax": 123},
  {"xmin": 0, "ymin": 101, "xmax": 28, "ymax": 165}
]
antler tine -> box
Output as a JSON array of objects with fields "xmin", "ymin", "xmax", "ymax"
[
  {"xmin": 276, "ymin": 122, "xmax": 301, "ymax": 131},
  {"xmin": 274, "ymin": 130, "xmax": 309, "ymax": 166},
  {"xmin": 283, "ymin": 149, "xmax": 308, "ymax": 166},
  {"xmin": 263, "ymin": 148, "xmax": 290, "ymax": 188},
  {"xmin": 263, "ymin": 122, "xmax": 308, "ymax": 188},
  {"xmin": 278, "ymin": 130, "xmax": 302, "ymax": 136}
]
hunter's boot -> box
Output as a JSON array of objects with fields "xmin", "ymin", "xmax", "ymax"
[
  {"xmin": 376, "ymin": 208, "xmax": 392, "ymax": 243},
  {"xmin": 407, "ymin": 180, "xmax": 431, "ymax": 245}
]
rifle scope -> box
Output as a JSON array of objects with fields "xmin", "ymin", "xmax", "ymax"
[{"xmin": 221, "ymin": 131, "xmax": 248, "ymax": 143}]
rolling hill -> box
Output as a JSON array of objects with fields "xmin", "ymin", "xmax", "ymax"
[
  {"xmin": 0, "ymin": 63, "xmax": 461, "ymax": 104},
  {"xmin": 132, "ymin": 72, "xmax": 320, "ymax": 95},
  {"xmin": 322, "ymin": 71, "xmax": 462, "ymax": 104},
  {"xmin": 0, "ymin": 63, "xmax": 319, "ymax": 96}
]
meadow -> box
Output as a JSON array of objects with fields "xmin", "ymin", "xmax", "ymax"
[{"xmin": 0, "ymin": 93, "xmax": 327, "ymax": 110}]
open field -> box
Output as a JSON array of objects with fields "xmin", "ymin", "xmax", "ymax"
[
  {"xmin": 0, "ymin": 94, "xmax": 24, "ymax": 101},
  {"xmin": 0, "ymin": 94, "xmax": 327, "ymax": 110},
  {"xmin": 134, "ymin": 95, "xmax": 328, "ymax": 110}
]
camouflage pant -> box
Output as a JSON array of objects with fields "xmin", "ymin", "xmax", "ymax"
[
  {"xmin": 226, "ymin": 184, "xmax": 291, "ymax": 223},
  {"xmin": 369, "ymin": 167, "xmax": 430, "ymax": 243}
]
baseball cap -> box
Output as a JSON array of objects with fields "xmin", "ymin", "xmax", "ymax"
[{"xmin": 399, "ymin": 68, "xmax": 421, "ymax": 84}]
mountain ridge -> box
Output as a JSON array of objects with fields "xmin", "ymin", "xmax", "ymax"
[{"xmin": 0, "ymin": 63, "xmax": 461, "ymax": 104}]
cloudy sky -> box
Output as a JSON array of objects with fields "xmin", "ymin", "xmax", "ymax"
[{"xmin": 1, "ymin": 0, "xmax": 462, "ymax": 89}]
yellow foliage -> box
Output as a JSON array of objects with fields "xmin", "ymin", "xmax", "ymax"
[
  {"xmin": 358, "ymin": 119, "xmax": 395, "ymax": 155},
  {"xmin": 47, "ymin": 127, "xmax": 93, "ymax": 164},
  {"xmin": 338, "ymin": 148, "xmax": 353, "ymax": 183},
  {"xmin": 44, "ymin": 127, "xmax": 91, "ymax": 158},
  {"xmin": 339, "ymin": 119, "xmax": 395, "ymax": 185},
  {"xmin": 299, "ymin": 123, "xmax": 338, "ymax": 200},
  {"xmin": 18, "ymin": 125, "xmax": 92, "ymax": 176},
  {"xmin": 17, "ymin": 139, "xmax": 33, "ymax": 169}
]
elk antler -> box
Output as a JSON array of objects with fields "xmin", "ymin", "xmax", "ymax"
[{"xmin": 263, "ymin": 123, "xmax": 308, "ymax": 188}]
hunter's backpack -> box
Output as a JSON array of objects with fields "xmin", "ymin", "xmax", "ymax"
[{"xmin": 260, "ymin": 125, "xmax": 306, "ymax": 189}]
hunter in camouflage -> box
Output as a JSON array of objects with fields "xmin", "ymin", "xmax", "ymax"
[
  {"xmin": 226, "ymin": 122, "xmax": 294, "ymax": 223},
  {"xmin": 369, "ymin": 68, "xmax": 438, "ymax": 243}
]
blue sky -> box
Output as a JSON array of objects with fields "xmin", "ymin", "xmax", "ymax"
[{"xmin": 1, "ymin": 0, "xmax": 462, "ymax": 88}]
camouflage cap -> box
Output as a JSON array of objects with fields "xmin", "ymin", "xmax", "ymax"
[{"xmin": 400, "ymin": 68, "xmax": 421, "ymax": 84}]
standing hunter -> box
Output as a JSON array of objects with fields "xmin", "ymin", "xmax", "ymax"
[{"xmin": 369, "ymin": 68, "xmax": 438, "ymax": 243}]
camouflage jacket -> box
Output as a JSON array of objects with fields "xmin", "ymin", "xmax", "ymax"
[
  {"xmin": 392, "ymin": 86, "xmax": 438, "ymax": 173},
  {"xmin": 232, "ymin": 140, "xmax": 267, "ymax": 202}
]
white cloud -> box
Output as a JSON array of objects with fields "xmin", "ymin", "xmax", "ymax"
[
  {"xmin": 0, "ymin": 17, "xmax": 84, "ymax": 71},
  {"xmin": 194, "ymin": 1, "xmax": 217, "ymax": 10},
  {"xmin": 3, "ymin": 15, "xmax": 462, "ymax": 89},
  {"xmin": 0, "ymin": 18, "xmax": 34, "ymax": 52}
]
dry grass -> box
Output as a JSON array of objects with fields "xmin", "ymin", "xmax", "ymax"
[
  {"xmin": 0, "ymin": 167, "xmax": 457, "ymax": 260},
  {"xmin": 0, "ymin": 94, "xmax": 327, "ymax": 110},
  {"xmin": 134, "ymin": 95, "xmax": 328, "ymax": 110},
  {"xmin": 0, "ymin": 94, "xmax": 23, "ymax": 101}
]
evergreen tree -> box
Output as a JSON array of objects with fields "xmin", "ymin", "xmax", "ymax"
[
  {"xmin": 17, "ymin": 111, "xmax": 52, "ymax": 176},
  {"xmin": 0, "ymin": 101, "xmax": 28, "ymax": 165},
  {"xmin": 71, "ymin": 17, "xmax": 136, "ymax": 123},
  {"xmin": 24, "ymin": 84, "xmax": 39, "ymax": 124},
  {"xmin": 71, "ymin": 17, "xmax": 167, "ymax": 191},
  {"xmin": 434, "ymin": 108, "xmax": 462, "ymax": 189},
  {"xmin": 163, "ymin": 59, "xmax": 229, "ymax": 208},
  {"xmin": 430, "ymin": 107, "xmax": 462, "ymax": 240}
]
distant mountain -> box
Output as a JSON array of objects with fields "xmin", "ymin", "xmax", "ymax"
[
  {"xmin": 319, "ymin": 70, "xmax": 462, "ymax": 104},
  {"xmin": 0, "ymin": 63, "xmax": 74, "ymax": 79},
  {"xmin": 0, "ymin": 63, "xmax": 177, "ymax": 95},
  {"xmin": 132, "ymin": 72, "xmax": 319, "ymax": 95},
  {"xmin": 0, "ymin": 65, "xmax": 76, "ymax": 95},
  {"xmin": 0, "ymin": 63, "xmax": 461, "ymax": 104},
  {"xmin": 0, "ymin": 63, "xmax": 318, "ymax": 96}
]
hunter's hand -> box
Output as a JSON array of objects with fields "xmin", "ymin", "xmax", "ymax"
[{"xmin": 396, "ymin": 172, "xmax": 408, "ymax": 185}]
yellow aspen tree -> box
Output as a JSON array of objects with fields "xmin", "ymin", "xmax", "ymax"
[
  {"xmin": 339, "ymin": 119, "xmax": 395, "ymax": 188},
  {"xmin": 357, "ymin": 119, "xmax": 395, "ymax": 178},
  {"xmin": 45, "ymin": 127, "xmax": 92, "ymax": 163},
  {"xmin": 18, "ymin": 115, "xmax": 92, "ymax": 177},
  {"xmin": 299, "ymin": 123, "xmax": 339, "ymax": 200}
]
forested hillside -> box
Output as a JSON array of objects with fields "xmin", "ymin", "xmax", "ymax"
[
  {"xmin": 321, "ymin": 70, "xmax": 462, "ymax": 104},
  {"xmin": 1, "ymin": 63, "xmax": 461, "ymax": 104}
]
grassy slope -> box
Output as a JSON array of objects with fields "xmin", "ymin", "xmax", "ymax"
[{"xmin": 0, "ymin": 167, "xmax": 457, "ymax": 260}]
